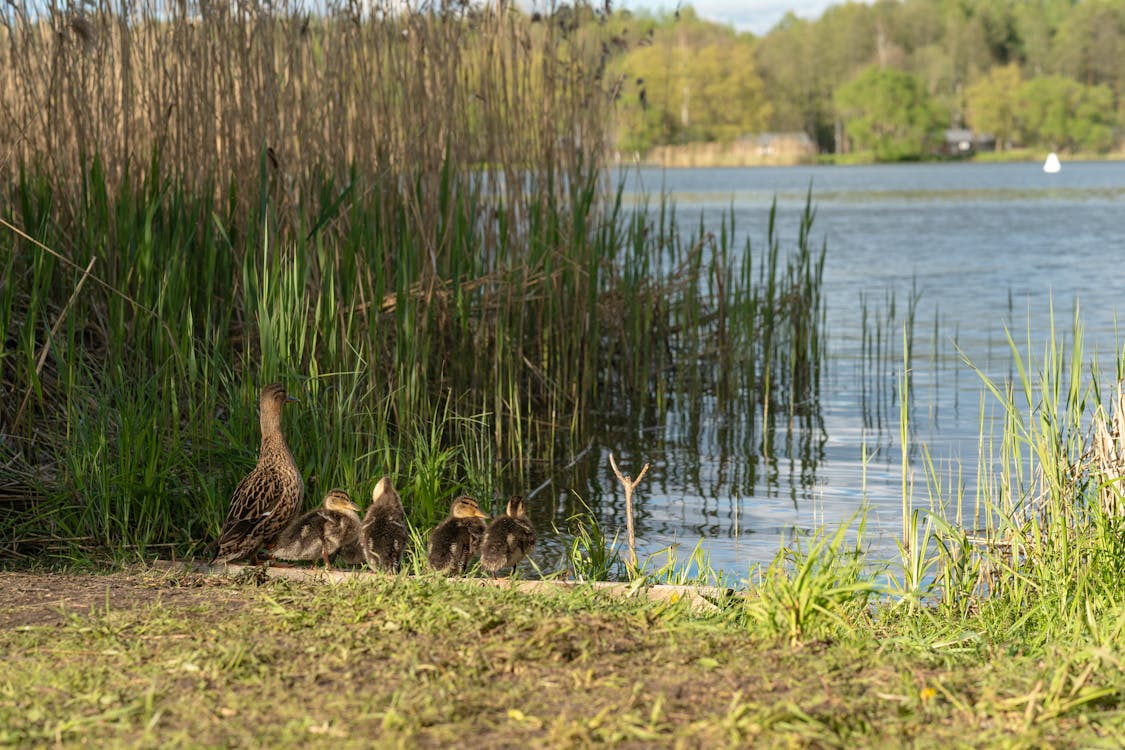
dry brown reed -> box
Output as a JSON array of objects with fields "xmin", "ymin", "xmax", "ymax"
[
  {"xmin": 0, "ymin": 0, "xmax": 618, "ymax": 236},
  {"xmin": 1091, "ymin": 384, "xmax": 1125, "ymax": 517}
]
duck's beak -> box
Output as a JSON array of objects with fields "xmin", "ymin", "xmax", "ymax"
[{"xmin": 286, "ymin": 394, "xmax": 300, "ymax": 403}]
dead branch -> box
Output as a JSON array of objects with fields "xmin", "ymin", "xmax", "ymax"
[{"xmin": 609, "ymin": 452, "xmax": 649, "ymax": 572}]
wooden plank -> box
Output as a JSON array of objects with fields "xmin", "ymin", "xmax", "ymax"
[{"xmin": 148, "ymin": 560, "xmax": 735, "ymax": 611}]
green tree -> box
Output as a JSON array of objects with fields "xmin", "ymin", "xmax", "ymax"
[
  {"xmin": 1017, "ymin": 75, "xmax": 1117, "ymax": 152},
  {"xmin": 1013, "ymin": 0, "xmax": 1073, "ymax": 72},
  {"xmin": 966, "ymin": 63, "xmax": 1023, "ymax": 149},
  {"xmin": 1050, "ymin": 0, "xmax": 1125, "ymax": 89},
  {"xmin": 755, "ymin": 14, "xmax": 834, "ymax": 148},
  {"xmin": 812, "ymin": 2, "xmax": 880, "ymax": 148},
  {"xmin": 834, "ymin": 65, "xmax": 945, "ymax": 160},
  {"xmin": 613, "ymin": 10, "xmax": 771, "ymax": 151},
  {"xmin": 688, "ymin": 43, "xmax": 772, "ymax": 142}
]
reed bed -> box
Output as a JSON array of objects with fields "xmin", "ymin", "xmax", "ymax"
[
  {"xmin": 1, "ymin": 0, "xmax": 605, "ymax": 207},
  {"xmin": 0, "ymin": 1, "xmax": 826, "ymax": 556},
  {"xmin": 884, "ymin": 309, "xmax": 1125, "ymax": 646}
]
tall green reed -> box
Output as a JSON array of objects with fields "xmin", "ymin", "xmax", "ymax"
[
  {"xmin": 882, "ymin": 304, "xmax": 1125, "ymax": 644},
  {"xmin": 2, "ymin": 159, "xmax": 828, "ymax": 556}
]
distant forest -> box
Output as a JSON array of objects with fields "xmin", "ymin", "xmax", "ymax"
[{"xmin": 603, "ymin": 0, "xmax": 1125, "ymax": 159}]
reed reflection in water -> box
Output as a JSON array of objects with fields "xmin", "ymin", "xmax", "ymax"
[{"xmin": 533, "ymin": 161, "xmax": 1125, "ymax": 580}]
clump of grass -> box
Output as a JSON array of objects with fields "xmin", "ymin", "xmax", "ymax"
[
  {"xmin": 560, "ymin": 495, "xmax": 624, "ymax": 582},
  {"xmin": 635, "ymin": 539, "xmax": 730, "ymax": 589},
  {"xmin": 742, "ymin": 519, "xmax": 878, "ymax": 646}
]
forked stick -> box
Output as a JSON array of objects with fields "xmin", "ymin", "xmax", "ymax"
[{"xmin": 609, "ymin": 452, "xmax": 650, "ymax": 572}]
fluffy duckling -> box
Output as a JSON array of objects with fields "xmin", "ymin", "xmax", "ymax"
[
  {"xmin": 270, "ymin": 489, "xmax": 362, "ymax": 568},
  {"xmin": 358, "ymin": 476, "xmax": 408, "ymax": 572},
  {"xmin": 427, "ymin": 496, "xmax": 488, "ymax": 574},
  {"xmin": 480, "ymin": 495, "xmax": 536, "ymax": 576},
  {"xmin": 211, "ymin": 383, "xmax": 304, "ymax": 564}
]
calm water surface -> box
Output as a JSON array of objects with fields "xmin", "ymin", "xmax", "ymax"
[{"xmin": 535, "ymin": 161, "xmax": 1125, "ymax": 581}]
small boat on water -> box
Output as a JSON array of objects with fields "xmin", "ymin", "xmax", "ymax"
[{"xmin": 1043, "ymin": 152, "xmax": 1061, "ymax": 173}]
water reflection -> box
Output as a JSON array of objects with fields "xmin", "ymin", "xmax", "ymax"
[
  {"xmin": 529, "ymin": 161, "xmax": 1125, "ymax": 581},
  {"xmin": 530, "ymin": 381, "xmax": 828, "ymax": 578}
]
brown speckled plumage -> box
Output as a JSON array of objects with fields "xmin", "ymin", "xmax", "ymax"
[
  {"xmin": 427, "ymin": 496, "xmax": 488, "ymax": 574},
  {"xmin": 270, "ymin": 489, "xmax": 361, "ymax": 567},
  {"xmin": 358, "ymin": 476, "xmax": 408, "ymax": 572},
  {"xmin": 211, "ymin": 383, "xmax": 304, "ymax": 564},
  {"xmin": 480, "ymin": 495, "xmax": 536, "ymax": 575}
]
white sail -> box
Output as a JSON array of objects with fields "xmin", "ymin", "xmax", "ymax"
[{"xmin": 1043, "ymin": 152, "xmax": 1061, "ymax": 173}]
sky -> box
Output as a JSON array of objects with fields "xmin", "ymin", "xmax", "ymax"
[{"xmin": 617, "ymin": 1, "xmax": 839, "ymax": 36}]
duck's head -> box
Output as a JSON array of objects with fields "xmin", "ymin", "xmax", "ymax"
[
  {"xmin": 261, "ymin": 382, "xmax": 299, "ymax": 411},
  {"xmin": 450, "ymin": 496, "xmax": 488, "ymax": 520},
  {"xmin": 371, "ymin": 476, "xmax": 399, "ymax": 505},
  {"xmin": 504, "ymin": 495, "xmax": 528, "ymax": 519},
  {"xmin": 323, "ymin": 489, "xmax": 361, "ymax": 513}
]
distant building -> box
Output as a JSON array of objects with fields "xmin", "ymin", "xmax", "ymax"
[
  {"xmin": 743, "ymin": 132, "xmax": 818, "ymax": 159},
  {"xmin": 638, "ymin": 131, "xmax": 819, "ymax": 167},
  {"xmin": 940, "ymin": 129, "xmax": 996, "ymax": 157}
]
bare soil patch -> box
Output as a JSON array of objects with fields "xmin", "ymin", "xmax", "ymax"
[{"xmin": 0, "ymin": 569, "xmax": 247, "ymax": 628}]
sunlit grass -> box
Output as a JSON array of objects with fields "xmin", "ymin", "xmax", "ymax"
[{"xmin": 2, "ymin": 562, "xmax": 1122, "ymax": 746}]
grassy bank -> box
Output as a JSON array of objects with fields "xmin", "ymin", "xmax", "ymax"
[{"xmin": 1, "ymin": 563, "xmax": 1121, "ymax": 748}]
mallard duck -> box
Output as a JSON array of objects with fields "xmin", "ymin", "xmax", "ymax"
[
  {"xmin": 480, "ymin": 495, "xmax": 536, "ymax": 576},
  {"xmin": 211, "ymin": 383, "xmax": 304, "ymax": 564},
  {"xmin": 427, "ymin": 496, "xmax": 488, "ymax": 574},
  {"xmin": 358, "ymin": 476, "xmax": 408, "ymax": 572},
  {"xmin": 270, "ymin": 489, "xmax": 362, "ymax": 567}
]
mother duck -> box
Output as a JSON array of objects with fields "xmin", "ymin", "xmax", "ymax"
[{"xmin": 211, "ymin": 383, "xmax": 304, "ymax": 564}]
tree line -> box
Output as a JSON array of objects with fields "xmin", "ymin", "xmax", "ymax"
[{"xmin": 604, "ymin": 0, "xmax": 1125, "ymax": 159}]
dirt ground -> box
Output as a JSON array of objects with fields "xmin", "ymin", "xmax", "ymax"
[{"xmin": 0, "ymin": 569, "xmax": 249, "ymax": 629}]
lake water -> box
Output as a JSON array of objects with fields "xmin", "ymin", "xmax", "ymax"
[{"xmin": 534, "ymin": 160, "xmax": 1125, "ymax": 582}]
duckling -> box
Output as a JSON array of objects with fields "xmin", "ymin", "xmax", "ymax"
[
  {"xmin": 480, "ymin": 495, "xmax": 536, "ymax": 576},
  {"xmin": 211, "ymin": 383, "xmax": 304, "ymax": 564},
  {"xmin": 427, "ymin": 496, "xmax": 488, "ymax": 574},
  {"xmin": 357, "ymin": 476, "xmax": 408, "ymax": 572},
  {"xmin": 270, "ymin": 489, "xmax": 362, "ymax": 568}
]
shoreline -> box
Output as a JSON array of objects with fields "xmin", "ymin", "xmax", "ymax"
[{"xmin": 620, "ymin": 144, "xmax": 1125, "ymax": 169}]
